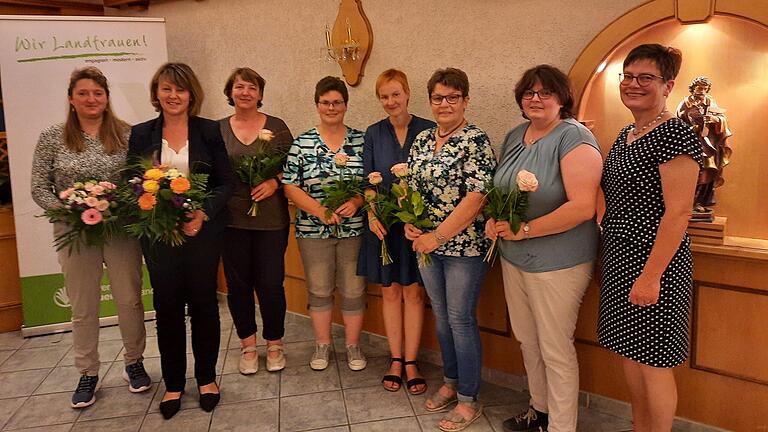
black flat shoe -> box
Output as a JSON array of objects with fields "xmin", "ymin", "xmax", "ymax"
[
  {"xmin": 382, "ymin": 357, "xmax": 404, "ymax": 392},
  {"xmin": 404, "ymin": 360, "xmax": 427, "ymax": 396},
  {"xmin": 199, "ymin": 391, "xmax": 220, "ymax": 412},
  {"xmin": 159, "ymin": 392, "xmax": 184, "ymax": 419}
]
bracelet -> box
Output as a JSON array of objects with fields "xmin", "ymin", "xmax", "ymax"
[
  {"xmin": 434, "ymin": 228, "xmax": 449, "ymax": 246},
  {"xmin": 272, "ymin": 176, "xmax": 282, "ymax": 187}
]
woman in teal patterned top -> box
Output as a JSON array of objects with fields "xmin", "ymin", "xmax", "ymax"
[
  {"xmin": 404, "ymin": 68, "xmax": 496, "ymax": 431},
  {"xmin": 283, "ymin": 76, "xmax": 368, "ymax": 372}
]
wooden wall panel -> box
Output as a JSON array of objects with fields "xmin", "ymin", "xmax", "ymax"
[{"xmin": 692, "ymin": 284, "xmax": 768, "ymax": 384}]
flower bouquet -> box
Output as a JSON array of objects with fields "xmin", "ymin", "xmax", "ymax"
[
  {"xmin": 389, "ymin": 163, "xmax": 434, "ymax": 267},
  {"xmin": 321, "ymin": 153, "xmax": 362, "ymax": 237},
  {"xmin": 483, "ymin": 169, "xmax": 538, "ymax": 264},
  {"xmin": 119, "ymin": 163, "xmax": 210, "ymax": 247},
  {"xmin": 232, "ymin": 130, "xmax": 286, "ymax": 216},
  {"xmin": 363, "ymin": 171, "xmax": 399, "ymax": 266},
  {"xmin": 42, "ymin": 180, "xmax": 120, "ymax": 254}
]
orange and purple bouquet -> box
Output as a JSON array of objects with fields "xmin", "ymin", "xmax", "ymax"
[
  {"xmin": 119, "ymin": 163, "xmax": 210, "ymax": 246},
  {"xmin": 42, "ymin": 180, "xmax": 120, "ymax": 254}
]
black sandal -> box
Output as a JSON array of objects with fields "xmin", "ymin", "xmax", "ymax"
[
  {"xmin": 382, "ymin": 358, "xmax": 403, "ymax": 392},
  {"xmin": 404, "ymin": 360, "xmax": 427, "ymax": 395}
]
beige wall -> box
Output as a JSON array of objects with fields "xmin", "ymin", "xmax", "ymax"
[{"xmin": 111, "ymin": 0, "xmax": 646, "ymax": 147}]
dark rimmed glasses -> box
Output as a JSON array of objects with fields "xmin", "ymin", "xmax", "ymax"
[
  {"xmin": 317, "ymin": 100, "xmax": 346, "ymax": 108},
  {"xmin": 522, "ymin": 89, "xmax": 554, "ymax": 100},
  {"xmin": 429, "ymin": 94, "xmax": 463, "ymax": 105},
  {"xmin": 619, "ymin": 73, "xmax": 665, "ymax": 87}
]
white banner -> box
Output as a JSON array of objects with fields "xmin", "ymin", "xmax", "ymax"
[{"xmin": 0, "ymin": 15, "xmax": 167, "ymax": 332}]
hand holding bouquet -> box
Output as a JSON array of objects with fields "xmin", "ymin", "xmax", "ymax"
[
  {"xmin": 321, "ymin": 153, "xmax": 362, "ymax": 236},
  {"xmin": 232, "ymin": 129, "xmax": 285, "ymax": 217},
  {"xmin": 389, "ymin": 163, "xmax": 434, "ymax": 267},
  {"xmin": 42, "ymin": 180, "xmax": 119, "ymax": 254},
  {"xmin": 483, "ymin": 169, "xmax": 538, "ymax": 263},
  {"xmin": 119, "ymin": 163, "xmax": 210, "ymax": 246},
  {"xmin": 364, "ymin": 171, "xmax": 399, "ymax": 265}
]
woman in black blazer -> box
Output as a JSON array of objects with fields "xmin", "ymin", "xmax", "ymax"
[{"xmin": 128, "ymin": 63, "xmax": 234, "ymax": 419}]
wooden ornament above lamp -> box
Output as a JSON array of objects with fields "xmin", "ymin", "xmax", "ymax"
[{"xmin": 325, "ymin": 0, "xmax": 372, "ymax": 87}]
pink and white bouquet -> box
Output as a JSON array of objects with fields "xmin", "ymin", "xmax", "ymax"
[{"xmin": 43, "ymin": 180, "xmax": 120, "ymax": 254}]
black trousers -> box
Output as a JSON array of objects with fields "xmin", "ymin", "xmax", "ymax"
[
  {"xmin": 222, "ymin": 227, "xmax": 289, "ymax": 341},
  {"xmin": 142, "ymin": 226, "xmax": 222, "ymax": 392}
]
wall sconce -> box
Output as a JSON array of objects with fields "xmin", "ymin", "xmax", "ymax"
[{"xmin": 323, "ymin": 0, "xmax": 372, "ymax": 87}]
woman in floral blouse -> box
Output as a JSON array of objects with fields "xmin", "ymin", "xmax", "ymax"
[
  {"xmin": 283, "ymin": 76, "xmax": 368, "ymax": 372},
  {"xmin": 404, "ymin": 67, "xmax": 496, "ymax": 431}
]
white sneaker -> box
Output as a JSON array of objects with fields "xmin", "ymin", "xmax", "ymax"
[
  {"xmin": 346, "ymin": 344, "xmax": 367, "ymax": 371},
  {"xmin": 238, "ymin": 345, "xmax": 258, "ymax": 375},
  {"xmin": 310, "ymin": 343, "xmax": 330, "ymax": 370},
  {"xmin": 266, "ymin": 344, "xmax": 286, "ymax": 372}
]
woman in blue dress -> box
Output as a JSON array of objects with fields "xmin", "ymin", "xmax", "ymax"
[{"xmin": 357, "ymin": 69, "xmax": 434, "ymax": 394}]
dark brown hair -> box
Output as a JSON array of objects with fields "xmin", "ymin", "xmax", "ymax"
[
  {"xmin": 513, "ymin": 64, "xmax": 574, "ymax": 120},
  {"xmin": 623, "ymin": 44, "xmax": 683, "ymax": 81},
  {"xmin": 64, "ymin": 66, "xmax": 129, "ymax": 154},
  {"xmin": 314, "ymin": 76, "xmax": 348, "ymax": 104},
  {"xmin": 427, "ymin": 67, "xmax": 469, "ymax": 97},
  {"xmin": 223, "ymin": 67, "xmax": 266, "ymax": 108},
  {"xmin": 149, "ymin": 62, "xmax": 204, "ymax": 116}
]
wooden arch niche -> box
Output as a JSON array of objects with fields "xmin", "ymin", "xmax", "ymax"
[{"xmin": 570, "ymin": 0, "xmax": 768, "ymax": 241}]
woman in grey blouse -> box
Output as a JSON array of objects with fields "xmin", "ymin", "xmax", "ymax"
[
  {"xmin": 485, "ymin": 65, "xmax": 602, "ymax": 432},
  {"xmin": 31, "ymin": 67, "xmax": 149, "ymax": 409}
]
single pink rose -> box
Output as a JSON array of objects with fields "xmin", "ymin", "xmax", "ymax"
[
  {"xmin": 90, "ymin": 185, "xmax": 105, "ymax": 195},
  {"xmin": 98, "ymin": 181, "xmax": 117, "ymax": 189},
  {"xmin": 81, "ymin": 208, "xmax": 103, "ymax": 225},
  {"xmin": 84, "ymin": 196, "xmax": 99, "ymax": 207},
  {"xmin": 390, "ymin": 163, "xmax": 409, "ymax": 178},
  {"xmin": 368, "ymin": 172, "xmax": 383, "ymax": 185},
  {"xmin": 58, "ymin": 187, "xmax": 75, "ymax": 200},
  {"xmin": 334, "ymin": 153, "xmax": 350, "ymax": 167},
  {"xmin": 516, "ymin": 170, "xmax": 539, "ymax": 192}
]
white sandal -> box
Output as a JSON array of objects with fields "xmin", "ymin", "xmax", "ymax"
[
  {"xmin": 266, "ymin": 344, "xmax": 286, "ymax": 372},
  {"xmin": 239, "ymin": 345, "xmax": 259, "ymax": 375}
]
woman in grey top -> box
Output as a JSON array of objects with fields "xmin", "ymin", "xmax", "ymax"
[
  {"xmin": 219, "ymin": 68, "xmax": 293, "ymax": 374},
  {"xmin": 31, "ymin": 67, "xmax": 149, "ymax": 409},
  {"xmin": 485, "ymin": 65, "xmax": 602, "ymax": 432}
]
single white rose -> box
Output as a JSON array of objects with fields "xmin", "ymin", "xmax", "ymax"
[{"xmin": 258, "ymin": 129, "xmax": 274, "ymax": 141}]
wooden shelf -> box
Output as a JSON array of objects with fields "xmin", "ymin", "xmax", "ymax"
[{"xmin": 692, "ymin": 236, "xmax": 768, "ymax": 262}]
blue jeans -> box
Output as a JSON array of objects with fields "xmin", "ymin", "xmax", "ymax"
[{"xmin": 419, "ymin": 254, "xmax": 487, "ymax": 401}]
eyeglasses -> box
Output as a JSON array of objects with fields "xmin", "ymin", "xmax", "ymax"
[
  {"xmin": 522, "ymin": 89, "xmax": 554, "ymax": 100},
  {"xmin": 429, "ymin": 94, "xmax": 463, "ymax": 105},
  {"xmin": 317, "ymin": 100, "xmax": 346, "ymax": 108},
  {"xmin": 619, "ymin": 73, "xmax": 665, "ymax": 87}
]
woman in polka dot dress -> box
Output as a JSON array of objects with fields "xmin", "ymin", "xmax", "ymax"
[{"xmin": 598, "ymin": 44, "xmax": 703, "ymax": 432}]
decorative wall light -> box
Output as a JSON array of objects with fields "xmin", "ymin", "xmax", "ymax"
[{"xmin": 324, "ymin": 0, "xmax": 372, "ymax": 86}]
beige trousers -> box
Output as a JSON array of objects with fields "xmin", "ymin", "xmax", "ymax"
[
  {"xmin": 55, "ymin": 223, "xmax": 146, "ymax": 376},
  {"xmin": 501, "ymin": 259, "xmax": 594, "ymax": 432}
]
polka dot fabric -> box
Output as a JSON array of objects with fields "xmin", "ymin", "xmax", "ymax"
[{"xmin": 598, "ymin": 118, "xmax": 703, "ymax": 368}]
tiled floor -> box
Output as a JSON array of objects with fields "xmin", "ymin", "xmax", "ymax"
[{"xmin": 0, "ymin": 302, "xmax": 636, "ymax": 431}]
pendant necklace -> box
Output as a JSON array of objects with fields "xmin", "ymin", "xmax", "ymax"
[{"xmin": 632, "ymin": 110, "xmax": 668, "ymax": 137}]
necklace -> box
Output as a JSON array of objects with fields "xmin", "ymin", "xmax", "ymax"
[
  {"xmin": 632, "ymin": 110, "xmax": 668, "ymax": 136},
  {"xmin": 437, "ymin": 120, "xmax": 466, "ymax": 139}
]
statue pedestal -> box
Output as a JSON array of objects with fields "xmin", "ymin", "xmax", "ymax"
[{"xmin": 688, "ymin": 216, "xmax": 727, "ymax": 245}]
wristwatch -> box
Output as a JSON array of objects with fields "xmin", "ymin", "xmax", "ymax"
[{"xmin": 522, "ymin": 223, "xmax": 530, "ymax": 240}]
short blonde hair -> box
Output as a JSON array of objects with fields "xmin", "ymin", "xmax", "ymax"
[{"xmin": 149, "ymin": 62, "xmax": 204, "ymax": 117}]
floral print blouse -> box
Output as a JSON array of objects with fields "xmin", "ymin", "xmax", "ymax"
[{"xmin": 407, "ymin": 124, "xmax": 496, "ymax": 257}]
